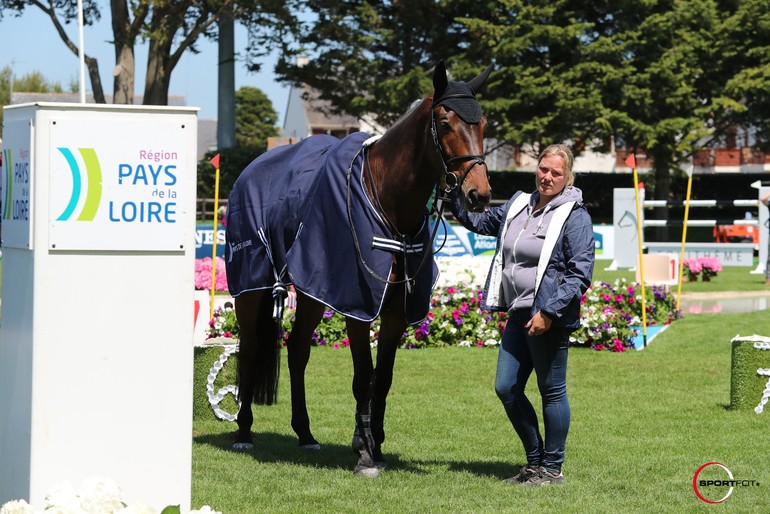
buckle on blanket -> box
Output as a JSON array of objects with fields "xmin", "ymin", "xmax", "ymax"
[{"xmin": 272, "ymin": 282, "xmax": 288, "ymax": 320}]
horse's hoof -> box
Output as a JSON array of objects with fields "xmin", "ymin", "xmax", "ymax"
[
  {"xmin": 354, "ymin": 465, "xmax": 381, "ymax": 478},
  {"xmin": 232, "ymin": 442, "xmax": 254, "ymax": 451},
  {"xmin": 374, "ymin": 460, "xmax": 387, "ymax": 469},
  {"xmin": 299, "ymin": 443, "xmax": 321, "ymax": 451}
]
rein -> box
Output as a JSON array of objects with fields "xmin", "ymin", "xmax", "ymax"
[{"xmin": 345, "ymin": 110, "xmax": 487, "ymax": 292}]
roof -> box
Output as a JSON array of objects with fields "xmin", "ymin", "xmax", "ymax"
[
  {"xmin": 301, "ymin": 87, "xmax": 360, "ymax": 129},
  {"xmin": 10, "ymin": 92, "xmax": 187, "ymax": 106}
]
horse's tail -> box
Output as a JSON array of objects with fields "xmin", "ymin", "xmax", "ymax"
[{"xmin": 236, "ymin": 293, "xmax": 281, "ymax": 406}]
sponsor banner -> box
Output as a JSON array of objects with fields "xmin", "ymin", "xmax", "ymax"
[
  {"xmin": 48, "ymin": 115, "xmax": 192, "ymax": 251},
  {"xmin": 445, "ymin": 223, "xmax": 613, "ymax": 259},
  {"xmin": 189, "ymin": 220, "xmax": 615, "ymax": 261},
  {"xmin": 196, "ymin": 224, "xmax": 226, "ymax": 259},
  {"xmin": 467, "ymin": 232, "xmax": 497, "ymax": 255},
  {"xmin": 593, "ymin": 224, "xmax": 614, "ymax": 260},
  {"xmin": 432, "ymin": 221, "xmax": 472, "ymax": 257}
]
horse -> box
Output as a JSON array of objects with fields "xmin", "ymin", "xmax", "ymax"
[{"xmin": 224, "ymin": 60, "xmax": 493, "ymax": 477}]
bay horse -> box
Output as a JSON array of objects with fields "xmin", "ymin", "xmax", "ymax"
[{"xmin": 224, "ymin": 60, "xmax": 493, "ymax": 477}]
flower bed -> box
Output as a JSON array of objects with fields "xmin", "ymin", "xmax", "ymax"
[
  {"xmin": 571, "ymin": 279, "xmax": 680, "ymax": 352},
  {"xmin": 207, "ymin": 258, "xmax": 681, "ymax": 353},
  {"xmin": 683, "ymin": 257, "xmax": 723, "ymax": 281},
  {"xmin": 0, "ymin": 477, "xmax": 219, "ymax": 514}
]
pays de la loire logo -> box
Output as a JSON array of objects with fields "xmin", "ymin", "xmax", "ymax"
[{"xmin": 57, "ymin": 147, "xmax": 102, "ymax": 221}]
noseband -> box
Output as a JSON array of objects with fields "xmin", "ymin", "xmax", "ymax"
[{"xmin": 430, "ymin": 111, "xmax": 487, "ymax": 193}]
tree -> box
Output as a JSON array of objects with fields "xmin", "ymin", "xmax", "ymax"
[
  {"xmin": 0, "ymin": 66, "xmax": 11, "ymax": 127},
  {"xmin": 0, "ymin": 67, "xmax": 67, "ymax": 126},
  {"xmin": 235, "ymin": 86, "xmax": 279, "ymax": 147},
  {"xmin": 277, "ymin": 1, "xmax": 770, "ymax": 241},
  {"xmin": 2, "ymin": 1, "xmax": 303, "ymax": 108},
  {"xmin": 456, "ymin": 0, "xmax": 762, "ymax": 239},
  {"xmin": 197, "ymin": 85, "xmax": 279, "ymax": 199},
  {"xmin": 274, "ymin": 0, "xmax": 480, "ymax": 128},
  {"xmin": 721, "ymin": 0, "xmax": 770, "ymax": 150},
  {"xmin": 0, "ymin": 0, "xmax": 107, "ymax": 102}
]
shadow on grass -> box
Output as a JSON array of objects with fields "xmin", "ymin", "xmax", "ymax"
[
  {"xmin": 194, "ymin": 430, "xmax": 514, "ymax": 479},
  {"xmin": 194, "ymin": 430, "xmax": 422, "ymax": 473}
]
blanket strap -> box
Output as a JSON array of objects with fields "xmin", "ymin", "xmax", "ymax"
[
  {"xmin": 271, "ymin": 267, "xmax": 290, "ymax": 320},
  {"xmin": 257, "ymin": 227, "xmax": 292, "ymax": 320}
]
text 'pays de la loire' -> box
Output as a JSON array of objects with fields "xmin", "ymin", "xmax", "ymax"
[{"xmin": 110, "ymin": 155, "xmax": 179, "ymax": 223}]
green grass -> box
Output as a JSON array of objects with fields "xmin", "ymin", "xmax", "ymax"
[{"xmin": 192, "ymin": 308, "xmax": 770, "ymax": 513}]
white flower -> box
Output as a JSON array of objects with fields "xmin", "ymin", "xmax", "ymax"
[
  {"xmin": 0, "ymin": 500, "xmax": 35, "ymax": 514},
  {"xmin": 190, "ymin": 507, "xmax": 222, "ymax": 514},
  {"xmin": 44, "ymin": 481, "xmax": 81, "ymax": 512},
  {"xmin": 77, "ymin": 477, "xmax": 124, "ymax": 514},
  {"xmin": 115, "ymin": 504, "xmax": 156, "ymax": 514}
]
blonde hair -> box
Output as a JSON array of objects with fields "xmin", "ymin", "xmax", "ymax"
[{"xmin": 537, "ymin": 144, "xmax": 575, "ymax": 188}]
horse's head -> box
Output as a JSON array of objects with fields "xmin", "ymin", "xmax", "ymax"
[{"xmin": 431, "ymin": 60, "xmax": 493, "ymax": 212}]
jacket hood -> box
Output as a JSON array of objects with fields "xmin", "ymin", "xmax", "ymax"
[{"xmin": 532, "ymin": 186, "xmax": 584, "ymax": 209}]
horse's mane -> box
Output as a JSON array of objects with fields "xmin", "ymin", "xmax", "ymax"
[{"xmin": 381, "ymin": 95, "xmax": 432, "ymax": 139}]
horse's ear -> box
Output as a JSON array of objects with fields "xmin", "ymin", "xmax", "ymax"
[
  {"xmin": 467, "ymin": 63, "xmax": 494, "ymax": 95},
  {"xmin": 433, "ymin": 60, "xmax": 448, "ymax": 98}
]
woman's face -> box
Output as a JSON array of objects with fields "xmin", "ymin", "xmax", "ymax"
[{"xmin": 536, "ymin": 155, "xmax": 567, "ymax": 199}]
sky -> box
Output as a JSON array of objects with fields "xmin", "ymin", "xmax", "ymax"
[{"xmin": 0, "ymin": 6, "xmax": 291, "ymax": 123}]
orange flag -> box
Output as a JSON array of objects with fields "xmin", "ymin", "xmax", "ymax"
[
  {"xmin": 625, "ymin": 153, "xmax": 636, "ymax": 169},
  {"xmin": 210, "ymin": 153, "xmax": 221, "ymax": 169}
]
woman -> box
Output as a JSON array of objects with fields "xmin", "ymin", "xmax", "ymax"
[{"xmin": 450, "ymin": 144, "xmax": 594, "ymax": 485}]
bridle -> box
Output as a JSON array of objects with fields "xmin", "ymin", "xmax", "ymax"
[
  {"xmin": 429, "ymin": 109, "xmax": 487, "ymax": 198},
  {"xmin": 346, "ymin": 106, "xmax": 488, "ymax": 292}
]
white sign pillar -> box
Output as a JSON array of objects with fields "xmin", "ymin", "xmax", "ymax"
[
  {"xmin": 607, "ymin": 187, "xmax": 644, "ymax": 270},
  {"xmin": 753, "ymin": 186, "xmax": 769, "ymax": 275},
  {"xmin": 0, "ymin": 103, "xmax": 198, "ymax": 511}
]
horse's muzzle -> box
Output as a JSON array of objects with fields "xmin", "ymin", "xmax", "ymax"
[{"xmin": 465, "ymin": 189, "xmax": 492, "ymax": 212}]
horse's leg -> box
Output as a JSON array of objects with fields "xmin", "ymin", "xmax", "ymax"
[
  {"xmin": 233, "ymin": 291, "xmax": 277, "ymax": 450},
  {"xmin": 369, "ymin": 293, "xmax": 408, "ymax": 465},
  {"xmin": 346, "ymin": 317, "xmax": 381, "ymax": 476},
  {"xmin": 286, "ymin": 292, "xmax": 325, "ymax": 448}
]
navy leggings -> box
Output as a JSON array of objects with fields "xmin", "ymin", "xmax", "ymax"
[{"xmin": 495, "ymin": 310, "xmax": 570, "ymax": 473}]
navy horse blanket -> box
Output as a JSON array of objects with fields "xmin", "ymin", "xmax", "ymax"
[{"xmin": 225, "ymin": 131, "xmax": 438, "ymax": 325}]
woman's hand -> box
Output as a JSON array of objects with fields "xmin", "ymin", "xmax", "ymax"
[{"xmin": 526, "ymin": 311, "xmax": 552, "ymax": 336}]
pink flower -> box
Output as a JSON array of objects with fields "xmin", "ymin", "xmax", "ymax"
[
  {"xmin": 700, "ymin": 257, "xmax": 722, "ymax": 272},
  {"xmin": 195, "ymin": 257, "xmax": 229, "ymax": 291},
  {"xmin": 684, "ymin": 258, "xmax": 702, "ymax": 274}
]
